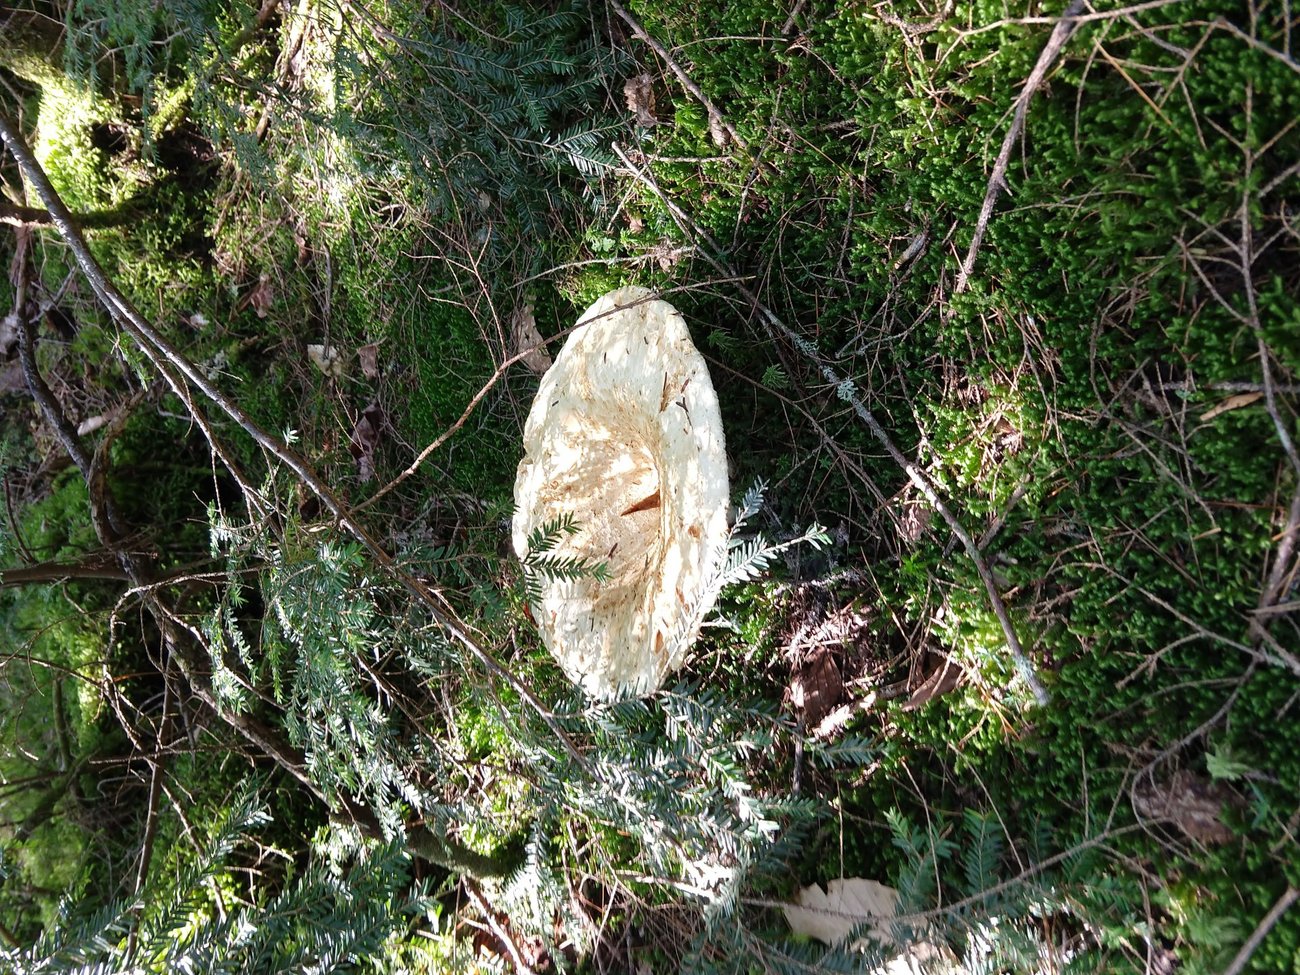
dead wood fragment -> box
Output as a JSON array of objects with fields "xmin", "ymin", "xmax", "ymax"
[{"xmin": 1131, "ymin": 770, "xmax": 1236, "ymax": 844}]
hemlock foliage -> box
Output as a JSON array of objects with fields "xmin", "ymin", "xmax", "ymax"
[{"xmin": 2, "ymin": 0, "xmax": 1298, "ymax": 972}]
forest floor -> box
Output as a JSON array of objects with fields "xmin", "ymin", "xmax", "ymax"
[{"xmin": 2, "ymin": 1, "xmax": 1299, "ymax": 972}]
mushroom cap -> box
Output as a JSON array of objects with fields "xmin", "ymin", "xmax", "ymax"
[{"xmin": 513, "ymin": 286, "xmax": 730, "ymax": 698}]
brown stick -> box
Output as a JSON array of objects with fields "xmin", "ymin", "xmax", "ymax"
[
  {"xmin": 612, "ymin": 143, "xmax": 1051, "ymax": 705},
  {"xmin": 1220, "ymin": 886, "xmax": 1300, "ymax": 975},
  {"xmin": 1, "ymin": 197, "xmax": 137, "ymax": 229},
  {"xmin": 1, "ymin": 117, "xmax": 530, "ymax": 876},
  {"xmin": 0, "ymin": 553, "xmax": 132, "ymax": 587},
  {"xmin": 0, "ymin": 112, "xmax": 589, "ymax": 773},
  {"xmin": 951, "ymin": 0, "xmax": 1087, "ymax": 299}
]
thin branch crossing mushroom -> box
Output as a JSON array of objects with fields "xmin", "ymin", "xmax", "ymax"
[{"xmin": 513, "ymin": 286, "xmax": 730, "ymax": 698}]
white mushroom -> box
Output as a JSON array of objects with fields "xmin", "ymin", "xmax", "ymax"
[{"xmin": 513, "ymin": 286, "xmax": 730, "ymax": 698}]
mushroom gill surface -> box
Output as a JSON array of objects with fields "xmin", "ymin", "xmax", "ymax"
[{"xmin": 512, "ymin": 286, "xmax": 730, "ymax": 698}]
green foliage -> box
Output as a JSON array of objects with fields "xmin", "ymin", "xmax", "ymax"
[
  {"xmin": 617, "ymin": 0, "xmax": 1299, "ymax": 968},
  {"xmin": 5, "ymin": 786, "xmax": 431, "ymax": 974}
]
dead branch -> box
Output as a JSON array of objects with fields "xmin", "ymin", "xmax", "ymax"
[
  {"xmin": 951, "ymin": 0, "xmax": 1087, "ymax": 299},
  {"xmin": 1259, "ymin": 486, "xmax": 1300, "ymax": 615},
  {"xmin": 359, "ymin": 320, "xmax": 584, "ymax": 512},
  {"xmin": 0, "ymin": 114, "xmax": 537, "ymax": 876},
  {"xmin": 954, "ymin": 0, "xmax": 1198, "ymax": 38},
  {"xmin": 0, "ymin": 552, "xmax": 132, "ymax": 587},
  {"xmin": 612, "ymin": 142, "xmax": 1051, "ymax": 705},
  {"xmin": 0, "ymin": 112, "xmax": 589, "ymax": 777},
  {"xmin": 1214, "ymin": 17, "xmax": 1300, "ymax": 76},
  {"xmin": 1, "ymin": 196, "xmax": 138, "ymax": 229},
  {"xmin": 1221, "ymin": 886, "xmax": 1300, "ymax": 975}
]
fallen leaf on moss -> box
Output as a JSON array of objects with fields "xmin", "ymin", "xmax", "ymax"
[
  {"xmin": 623, "ymin": 72, "xmax": 659, "ymax": 127},
  {"xmin": 510, "ymin": 302, "xmax": 552, "ymax": 375},
  {"xmin": 789, "ymin": 649, "xmax": 842, "ymax": 726},
  {"xmin": 350, "ymin": 402, "xmax": 384, "ymax": 483},
  {"xmin": 245, "ymin": 273, "xmax": 273, "ymax": 318},
  {"xmin": 1200, "ymin": 390, "xmax": 1262, "ymax": 422},
  {"xmin": 902, "ymin": 657, "xmax": 964, "ymax": 711},
  {"xmin": 358, "ymin": 342, "xmax": 381, "ymax": 379},
  {"xmin": 1132, "ymin": 770, "xmax": 1236, "ymax": 844}
]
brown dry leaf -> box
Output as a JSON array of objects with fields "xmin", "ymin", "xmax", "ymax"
[
  {"xmin": 648, "ymin": 241, "xmax": 688, "ymax": 271},
  {"xmin": 623, "ymin": 72, "xmax": 660, "ymax": 127},
  {"xmin": 790, "ymin": 650, "xmax": 843, "ymax": 726},
  {"xmin": 1132, "ymin": 770, "xmax": 1235, "ymax": 844},
  {"xmin": 902, "ymin": 657, "xmax": 965, "ymax": 711},
  {"xmin": 293, "ymin": 229, "xmax": 311, "ymax": 265},
  {"xmin": 899, "ymin": 501, "xmax": 933, "ymax": 545},
  {"xmin": 357, "ymin": 342, "xmax": 381, "ymax": 380},
  {"xmin": 350, "ymin": 402, "xmax": 384, "ymax": 483},
  {"xmin": 246, "ymin": 273, "xmax": 273, "ymax": 319},
  {"xmin": 510, "ymin": 302, "xmax": 553, "ymax": 375},
  {"xmin": 307, "ymin": 343, "xmax": 346, "ymax": 378},
  {"xmin": 1200, "ymin": 390, "xmax": 1263, "ymax": 422}
]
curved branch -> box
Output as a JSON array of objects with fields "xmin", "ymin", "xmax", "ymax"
[
  {"xmin": 612, "ymin": 142, "xmax": 1051, "ymax": 705},
  {"xmin": 0, "ymin": 111, "xmax": 588, "ymax": 772}
]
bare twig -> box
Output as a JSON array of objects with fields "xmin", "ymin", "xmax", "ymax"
[
  {"xmin": 1154, "ymin": 379, "xmax": 1300, "ymax": 396},
  {"xmin": 359, "ymin": 321, "xmax": 581, "ymax": 512},
  {"xmin": 0, "ymin": 115, "xmax": 576, "ymax": 877},
  {"xmin": 1214, "ymin": 17, "xmax": 1300, "ymax": 76},
  {"xmin": 0, "ymin": 552, "xmax": 132, "ymax": 587},
  {"xmin": 1, "ymin": 196, "xmax": 137, "ymax": 229},
  {"xmin": 953, "ymin": 0, "xmax": 1196, "ymax": 38},
  {"xmin": 1259, "ymin": 486, "xmax": 1300, "ymax": 615},
  {"xmin": 952, "ymin": 0, "xmax": 1087, "ymax": 299},
  {"xmin": 1220, "ymin": 886, "xmax": 1300, "ymax": 975},
  {"xmin": 126, "ymin": 678, "xmax": 173, "ymax": 959},
  {"xmin": 612, "ymin": 142, "xmax": 1051, "ymax": 704}
]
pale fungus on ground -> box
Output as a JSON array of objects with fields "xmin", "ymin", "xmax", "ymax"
[{"xmin": 512, "ymin": 286, "xmax": 730, "ymax": 698}]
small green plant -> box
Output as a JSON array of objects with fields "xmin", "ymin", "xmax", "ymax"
[{"xmin": 520, "ymin": 512, "xmax": 610, "ymax": 606}]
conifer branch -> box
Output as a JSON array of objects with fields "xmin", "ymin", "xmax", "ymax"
[{"xmin": 1, "ymin": 114, "xmax": 534, "ymax": 877}]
